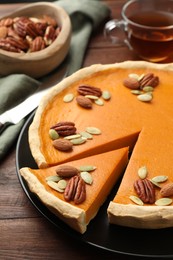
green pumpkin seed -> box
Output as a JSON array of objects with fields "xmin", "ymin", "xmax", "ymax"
[
  {"xmin": 143, "ymin": 86, "xmax": 154, "ymax": 92},
  {"xmin": 80, "ymin": 131, "xmax": 93, "ymax": 140},
  {"xmin": 102, "ymin": 90, "xmax": 111, "ymax": 100},
  {"xmin": 137, "ymin": 93, "xmax": 153, "ymax": 102},
  {"xmin": 129, "ymin": 195, "xmax": 144, "ymax": 206},
  {"xmin": 64, "ymin": 134, "xmax": 81, "ymax": 140},
  {"xmin": 150, "ymin": 179, "xmax": 161, "ymax": 188},
  {"xmin": 80, "ymin": 171, "xmax": 93, "ymax": 185},
  {"xmin": 85, "ymin": 95, "xmax": 98, "ymax": 100},
  {"xmin": 129, "ymin": 73, "xmax": 140, "ymax": 80},
  {"xmin": 86, "ymin": 126, "xmax": 101, "ymax": 135},
  {"xmin": 57, "ymin": 179, "xmax": 67, "ymax": 190},
  {"xmin": 63, "ymin": 93, "xmax": 74, "ymax": 103},
  {"xmin": 79, "ymin": 165, "xmax": 96, "ymax": 172},
  {"xmin": 46, "ymin": 175, "xmax": 62, "ymax": 182},
  {"xmin": 152, "ymin": 175, "xmax": 168, "ymax": 183},
  {"xmin": 49, "ymin": 129, "xmax": 59, "ymax": 140},
  {"xmin": 155, "ymin": 198, "xmax": 172, "ymax": 206},
  {"xmin": 47, "ymin": 180, "xmax": 64, "ymax": 193},
  {"xmin": 70, "ymin": 137, "xmax": 86, "ymax": 145},
  {"xmin": 138, "ymin": 166, "xmax": 148, "ymax": 179},
  {"xmin": 131, "ymin": 90, "xmax": 143, "ymax": 95},
  {"xmin": 138, "ymin": 74, "xmax": 145, "ymax": 81},
  {"xmin": 94, "ymin": 98, "xmax": 104, "ymax": 106}
]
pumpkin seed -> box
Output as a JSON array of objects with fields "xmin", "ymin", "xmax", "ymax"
[
  {"xmin": 129, "ymin": 73, "xmax": 140, "ymax": 81},
  {"xmin": 70, "ymin": 137, "xmax": 86, "ymax": 145},
  {"xmin": 86, "ymin": 126, "xmax": 101, "ymax": 135},
  {"xmin": 80, "ymin": 131, "xmax": 93, "ymax": 140},
  {"xmin": 150, "ymin": 179, "xmax": 161, "ymax": 188},
  {"xmin": 63, "ymin": 93, "xmax": 74, "ymax": 103},
  {"xmin": 80, "ymin": 171, "xmax": 93, "ymax": 185},
  {"xmin": 79, "ymin": 165, "xmax": 96, "ymax": 172},
  {"xmin": 143, "ymin": 86, "xmax": 154, "ymax": 92},
  {"xmin": 102, "ymin": 90, "xmax": 111, "ymax": 100},
  {"xmin": 57, "ymin": 179, "xmax": 67, "ymax": 190},
  {"xmin": 47, "ymin": 180, "xmax": 64, "ymax": 193},
  {"xmin": 94, "ymin": 98, "xmax": 104, "ymax": 106},
  {"xmin": 138, "ymin": 74, "xmax": 145, "ymax": 81},
  {"xmin": 155, "ymin": 198, "xmax": 173, "ymax": 206},
  {"xmin": 152, "ymin": 175, "xmax": 168, "ymax": 183},
  {"xmin": 64, "ymin": 134, "xmax": 81, "ymax": 140},
  {"xmin": 137, "ymin": 93, "xmax": 153, "ymax": 102},
  {"xmin": 49, "ymin": 129, "xmax": 59, "ymax": 140},
  {"xmin": 138, "ymin": 166, "xmax": 148, "ymax": 179},
  {"xmin": 131, "ymin": 90, "xmax": 143, "ymax": 95},
  {"xmin": 85, "ymin": 95, "xmax": 98, "ymax": 100},
  {"xmin": 129, "ymin": 195, "xmax": 144, "ymax": 206},
  {"xmin": 46, "ymin": 175, "xmax": 62, "ymax": 182}
]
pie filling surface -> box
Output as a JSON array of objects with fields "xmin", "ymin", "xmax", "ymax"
[{"xmin": 20, "ymin": 61, "xmax": 173, "ymax": 233}]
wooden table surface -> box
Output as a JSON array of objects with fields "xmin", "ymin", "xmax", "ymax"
[{"xmin": 0, "ymin": 1, "xmax": 170, "ymax": 259}]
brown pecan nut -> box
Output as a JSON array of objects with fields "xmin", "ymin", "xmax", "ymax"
[
  {"xmin": 0, "ymin": 38, "xmax": 22, "ymax": 52},
  {"xmin": 0, "ymin": 18, "xmax": 13, "ymax": 27},
  {"xmin": 30, "ymin": 36, "xmax": 45, "ymax": 52},
  {"xmin": 123, "ymin": 77, "xmax": 140, "ymax": 90},
  {"xmin": 52, "ymin": 139, "xmax": 73, "ymax": 151},
  {"xmin": 5, "ymin": 37, "xmax": 28, "ymax": 51},
  {"xmin": 76, "ymin": 95, "xmax": 92, "ymax": 109},
  {"xmin": 44, "ymin": 25, "xmax": 56, "ymax": 45},
  {"xmin": 0, "ymin": 26, "xmax": 8, "ymax": 39},
  {"xmin": 43, "ymin": 15, "xmax": 57, "ymax": 27},
  {"xmin": 14, "ymin": 17, "xmax": 40, "ymax": 38},
  {"xmin": 35, "ymin": 22, "xmax": 47, "ymax": 37},
  {"xmin": 50, "ymin": 121, "xmax": 76, "ymax": 136},
  {"xmin": 64, "ymin": 175, "xmax": 86, "ymax": 204},
  {"xmin": 160, "ymin": 183, "xmax": 173, "ymax": 197},
  {"xmin": 55, "ymin": 165, "xmax": 80, "ymax": 178},
  {"xmin": 77, "ymin": 85, "xmax": 102, "ymax": 97},
  {"xmin": 139, "ymin": 73, "xmax": 159, "ymax": 88},
  {"xmin": 134, "ymin": 179, "xmax": 155, "ymax": 204}
]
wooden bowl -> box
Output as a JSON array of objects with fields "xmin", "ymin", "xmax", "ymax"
[{"xmin": 0, "ymin": 2, "xmax": 71, "ymax": 78}]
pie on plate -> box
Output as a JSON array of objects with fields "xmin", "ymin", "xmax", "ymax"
[{"xmin": 20, "ymin": 61, "xmax": 173, "ymax": 233}]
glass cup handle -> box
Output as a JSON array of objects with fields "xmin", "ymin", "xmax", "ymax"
[{"xmin": 104, "ymin": 19, "xmax": 127, "ymax": 46}]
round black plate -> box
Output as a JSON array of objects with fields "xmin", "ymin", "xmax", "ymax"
[{"xmin": 16, "ymin": 112, "xmax": 173, "ymax": 258}]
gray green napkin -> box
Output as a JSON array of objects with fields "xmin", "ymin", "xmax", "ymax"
[{"xmin": 0, "ymin": 0, "xmax": 110, "ymax": 161}]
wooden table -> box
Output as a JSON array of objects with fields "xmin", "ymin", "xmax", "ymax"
[{"xmin": 0, "ymin": 1, "xmax": 165, "ymax": 259}]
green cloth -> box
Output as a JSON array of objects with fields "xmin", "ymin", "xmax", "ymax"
[{"xmin": 0, "ymin": 0, "xmax": 110, "ymax": 161}]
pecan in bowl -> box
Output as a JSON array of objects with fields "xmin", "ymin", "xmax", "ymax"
[{"xmin": 0, "ymin": 2, "xmax": 71, "ymax": 78}]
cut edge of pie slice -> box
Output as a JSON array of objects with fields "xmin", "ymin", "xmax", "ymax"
[{"xmin": 20, "ymin": 147, "xmax": 129, "ymax": 233}]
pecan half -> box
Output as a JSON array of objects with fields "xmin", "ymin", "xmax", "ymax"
[
  {"xmin": 0, "ymin": 18, "xmax": 13, "ymax": 27},
  {"xmin": 76, "ymin": 95, "xmax": 92, "ymax": 109},
  {"xmin": 64, "ymin": 175, "xmax": 86, "ymax": 204},
  {"xmin": 134, "ymin": 179, "xmax": 155, "ymax": 204},
  {"xmin": 30, "ymin": 36, "xmax": 45, "ymax": 52},
  {"xmin": 77, "ymin": 85, "xmax": 102, "ymax": 97},
  {"xmin": 50, "ymin": 121, "xmax": 76, "ymax": 136},
  {"xmin": 55, "ymin": 165, "xmax": 80, "ymax": 178},
  {"xmin": 0, "ymin": 38, "xmax": 22, "ymax": 52},
  {"xmin": 44, "ymin": 25, "xmax": 56, "ymax": 45},
  {"xmin": 123, "ymin": 77, "xmax": 140, "ymax": 90},
  {"xmin": 139, "ymin": 73, "xmax": 159, "ymax": 88},
  {"xmin": 52, "ymin": 139, "xmax": 73, "ymax": 151}
]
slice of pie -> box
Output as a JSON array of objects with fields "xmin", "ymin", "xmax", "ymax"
[
  {"xmin": 20, "ymin": 148, "xmax": 128, "ymax": 233},
  {"xmin": 20, "ymin": 61, "xmax": 173, "ymax": 232}
]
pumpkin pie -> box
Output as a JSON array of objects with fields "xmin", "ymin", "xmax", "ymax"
[
  {"xmin": 20, "ymin": 61, "xmax": 173, "ymax": 232},
  {"xmin": 20, "ymin": 148, "xmax": 128, "ymax": 233}
]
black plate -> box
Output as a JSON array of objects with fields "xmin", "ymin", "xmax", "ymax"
[{"xmin": 16, "ymin": 112, "xmax": 173, "ymax": 258}]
